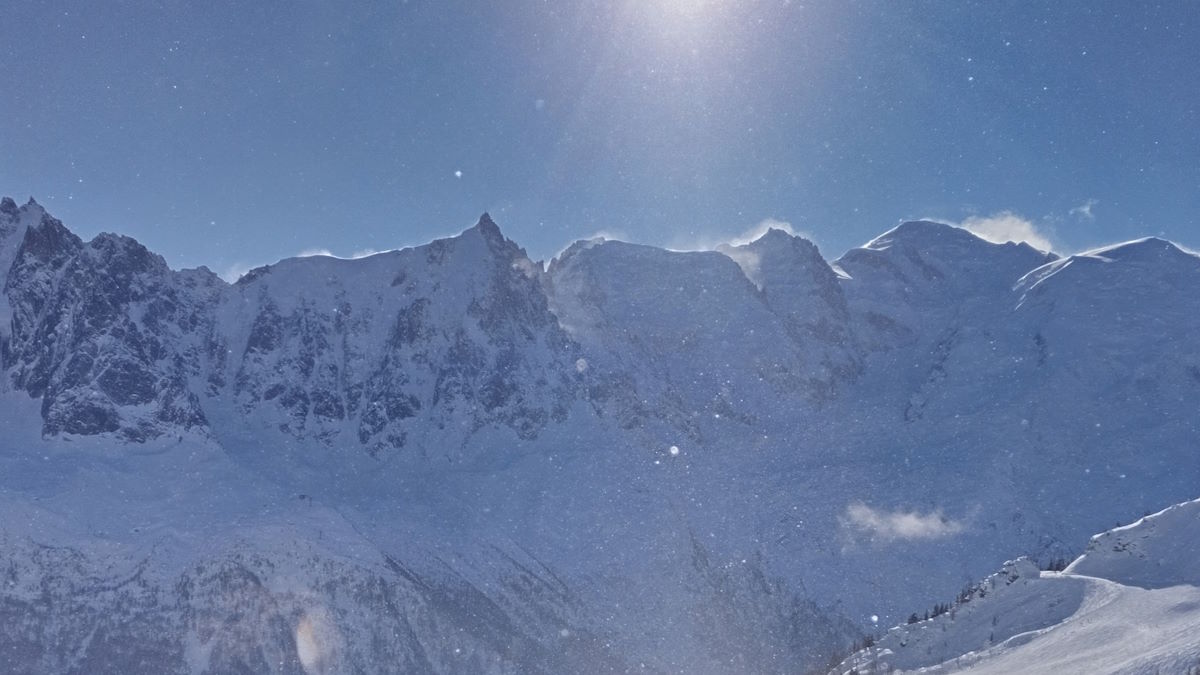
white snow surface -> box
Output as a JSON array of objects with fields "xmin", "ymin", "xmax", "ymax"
[{"xmin": 834, "ymin": 498, "xmax": 1200, "ymax": 675}]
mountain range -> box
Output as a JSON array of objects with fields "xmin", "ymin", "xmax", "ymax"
[{"xmin": 2, "ymin": 195, "xmax": 1198, "ymax": 673}]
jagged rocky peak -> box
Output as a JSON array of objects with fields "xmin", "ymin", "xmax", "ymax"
[
  {"xmin": 718, "ymin": 227, "xmax": 828, "ymax": 286},
  {"xmin": 3, "ymin": 194, "xmax": 42, "ymax": 212},
  {"xmin": 457, "ymin": 211, "xmax": 538, "ymax": 272},
  {"xmin": 718, "ymin": 228, "xmax": 856, "ymax": 370},
  {"xmin": 83, "ymin": 231, "xmax": 172, "ymax": 278},
  {"xmin": 176, "ymin": 264, "xmax": 226, "ymax": 290},
  {"xmin": 232, "ymin": 211, "xmax": 529, "ymax": 291},
  {"xmin": 212, "ymin": 212, "xmax": 574, "ymax": 457},
  {"xmin": 0, "ymin": 198, "xmax": 61, "ymax": 292},
  {"xmin": 0, "ymin": 201, "xmax": 213, "ymax": 440},
  {"xmin": 473, "ymin": 211, "xmax": 503, "ymax": 240},
  {"xmin": 1, "ymin": 196, "xmax": 50, "ymax": 231},
  {"xmin": 0, "ymin": 196, "xmax": 17, "ymax": 219},
  {"xmin": 11, "ymin": 205, "xmax": 83, "ymax": 262},
  {"xmin": 723, "ymin": 227, "xmax": 841, "ymax": 295}
]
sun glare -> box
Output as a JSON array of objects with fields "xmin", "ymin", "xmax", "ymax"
[
  {"xmin": 662, "ymin": 0, "xmax": 715, "ymax": 20},
  {"xmin": 628, "ymin": 0, "xmax": 725, "ymax": 31}
]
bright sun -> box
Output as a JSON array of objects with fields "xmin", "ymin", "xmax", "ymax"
[{"xmin": 661, "ymin": 0, "xmax": 719, "ymax": 20}]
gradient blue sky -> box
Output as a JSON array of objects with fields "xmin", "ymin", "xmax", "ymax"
[{"xmin": 2, "ymin": 1, "xmax": 1197, "ymax": 279}]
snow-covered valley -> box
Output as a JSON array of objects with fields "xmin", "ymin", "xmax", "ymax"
[{"xmin": 1, "ymin": 195, "xmax": 1198, "ymax": 673}]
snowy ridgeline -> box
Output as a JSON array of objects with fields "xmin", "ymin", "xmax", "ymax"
[
  {"xmin": 833, "ymin": 497, "xmax": 1200, "ymax": 675},
  {"xmin": 2, "ymin": 195, "xmax": 1200, "ymax": 673}
]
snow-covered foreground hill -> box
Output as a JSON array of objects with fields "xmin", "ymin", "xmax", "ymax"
[
  {"xmin": 833, "ymin": 497, "xmax": 1200, "ymax": 674},
  {"xmin": 2, "ymin": 195, "xmax": 1199, "ymax": 672}
]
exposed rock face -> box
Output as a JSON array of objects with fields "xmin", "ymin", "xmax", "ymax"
[
  {"xmin": 213, "ymin": 213, "xmax": 579, "ymax": 457},
  {"xmin": 3, "ymin": 207, "xmax": 218, "ymax": 440},
  {"xmin": 1, "ymin": 206, "xmax": 579, "ymax": 453}
]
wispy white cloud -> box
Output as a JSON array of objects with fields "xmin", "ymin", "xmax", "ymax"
[
  {"xmin": 550, "ymin": 229, "xmax": 631, "ymax": 262},
  {"xmin": 664, "ymin": 218, "xmax": 812, "ymax": 289},
  {"xmin": 717, "ymin": 245, "xmax": 765, "ymax": 289},
  {"xmin": 842, "ymin": 502, "xmax": 966, "ymax": 543},
  {"xmin": 668, "ymin": 218, "xmax": 810, "ymax": 252},
  {"xmin": 220, "ymin": 262, "xmax": 254, "ymax": 283},
  {"xmin": 1069, "ymin": 199, "xmax": 1098, "ymax": 221},
  {"xmin": 959, "ymin": 211, "xmax": 1055, "ymax": 252},
  {"xmin": 726, "ymin": 218, "xmax": 803, "ymax": 247},
  {"xmin": 218, "ymin": 247, "xmax": 389, "ymax": 282},
  {"xmin": 511, "ymin": 256, "xmax": 541, "ymax": 278},
  {"xmin": 581, "ymin": 229, "xmax": 630, "ymax": 244}
]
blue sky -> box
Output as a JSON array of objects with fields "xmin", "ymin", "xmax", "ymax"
[{"xmin": 2, "ymin": 1, "xmax": 1197, "ymax": 279}]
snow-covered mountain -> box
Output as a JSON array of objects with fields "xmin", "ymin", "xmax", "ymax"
[
  {"xmin": 833, "ymin": 497, "xmax": 1200, "ymax": 674},
  {"xmin": 2, "ymin": 196, "xmax": 1199, "ymax": 673}
]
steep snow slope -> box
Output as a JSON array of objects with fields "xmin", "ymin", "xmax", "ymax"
[
  {"xmin": 544, "ymin": 231, "xmax": 856, "ymax": 449},
  {"xmin": 833, "ymin": 497, "xmax": 1200, "ymax": 675},
  {"xmin": 1067, "ymin": 496, "xmax": 1200, "ymax": 588},
  {"xmin": 835, "ymin": 220, "xmax": 1056, "ymax": 353}
]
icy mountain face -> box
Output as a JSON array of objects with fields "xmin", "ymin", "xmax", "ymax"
[
  {"xmin": 804, "ymin": 225, "xmax": 1200, "ymax": 624},
  {"xmin": 835, "ymin": 221, "xmax": 1056, "ymax": 352},
  {"xmin": 719, "ymin": 229, "xmax": 859, "ymax": 385},
  {"xmin": 544, "ymin": 230, "xmax": 856, "ymax": 445},
  {"xmin": 210, "ymin": 214, "xmax": 579, "ymax": 457},
  {"xmin": 1014, "ymin": 238, "xmax": 1200, "ymax": 408},
  {"xmin": 833, "ymin": 497, "xmax": 1200, "ymax": 675}
]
